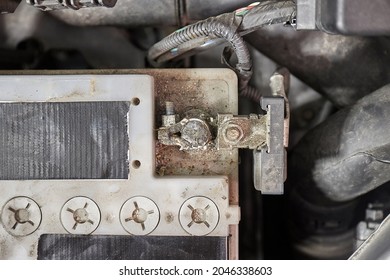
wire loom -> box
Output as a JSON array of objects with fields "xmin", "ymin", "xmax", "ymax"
[{"xmin": 148, "ymin": 1, "xmax": 296, "ymax": 102}]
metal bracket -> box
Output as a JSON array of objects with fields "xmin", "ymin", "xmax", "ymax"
[
  {"xmin": 216, "ymin": 114, "xmax": 267, "ymax": 150},
  {"xmin": 158, "ymin": 98, "xmax": 287, "ymax": 195},
  {"xmin": 296, "ymin": 0, "xmax": 318, "ymax": 30},
  {"xmin": 253, "ymin": 96, "xmax": 286, "ymax": 195}
]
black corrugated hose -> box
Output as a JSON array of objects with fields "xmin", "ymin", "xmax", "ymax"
[{"xmin": 148, "ymin": 1, "xmax": 296, "ymax": 101}]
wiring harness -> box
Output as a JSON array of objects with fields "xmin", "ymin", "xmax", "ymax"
[{"xmin": 148, "ymin": 1, "xmax": 296, "ymax": 102}]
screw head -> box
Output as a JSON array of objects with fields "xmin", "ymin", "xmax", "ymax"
[
  {"xmin": 224, "ymin": 124, "xmax": 243, "ymax": 143},
  {"xmin": 120, "ymin": 196, "xmax": 160, "ymax": 235},
  {"xmin": 60, "ymin": 197, "xmax": 101, "ymax": 235},
  {"xmin": 1, "ymin": 197, "xmax": 42, "ymax": 237},
  {"xmin": 179, "ymin": 196, "xmax": 219, "ymax": 236}
]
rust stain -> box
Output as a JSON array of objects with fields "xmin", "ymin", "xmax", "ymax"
[
  {"xmin": 165, "ymin": 212, "xmax": 174, "ymax": 223},
  {"xmin": 90, "ymin": 79, "xmax": 96, "ymax": 96},
  {"xmin": 153, "ymin": 70, "xmax": 238, "ymax": 177},
  {"xmin": 29, "ymin": 243, "xmax": 36, "ymax": 257},
  {"xmin": 46, "ymin": 91, "xmax": 84, "ymax": 102}
]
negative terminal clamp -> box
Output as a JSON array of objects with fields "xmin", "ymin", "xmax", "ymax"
[
  {"xmin": 217, "ymin": 71, "xmax": 289, "ymax": 194},
  {"xmin": 158, "ymin": 106, "xmax": 213, "ymax": 151},
  {"xmin": 157, "ymin": 71, "xmax": 289, "ymax": 195},
  {"xmin": 253, "ymin": 71, "xmax": 289, "ymax": 195}
]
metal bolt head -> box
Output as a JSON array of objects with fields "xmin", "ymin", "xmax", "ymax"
[
  {"xmin": 181, "ymin": 119, "xmax": 212, "ymax": 148},
  {"xmin": 223, "ymin": 124, "xmax": 243, "ymax": 143},
  {"xmin": 1, "ymin": 197, "xmax": 42, "ymax": 237},
  {"xmin": 179, "ymin": 196, "xmax": 219, "ymax": 236},
  {"xmin": 120, "ymin": 196, "xmax": 160, "ymax": 235},
  {"xmin": 61, "ymin": 197, "xmax": 101, "ymax": 235}
]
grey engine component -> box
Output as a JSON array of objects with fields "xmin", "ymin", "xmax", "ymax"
[
  {"xmin": 296, "ymin": 0, "xmax": 390, "ymax": 35},
  {"xmin": 0, "ymin": 0, "xmax": 390, "ymax": 261}
]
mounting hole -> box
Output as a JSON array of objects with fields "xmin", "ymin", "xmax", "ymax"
[
  {"xmin": 132, "ymin": 160, "xmax": 141, "ymax": 169},
  {"xmin": 132, "ymin": 98, "xmax": 140, "ymax": 106}
]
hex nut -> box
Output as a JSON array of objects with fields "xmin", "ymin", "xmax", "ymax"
[{"xmin": 223, "ymin": 124, "xmax": 244, "ymax": 144}]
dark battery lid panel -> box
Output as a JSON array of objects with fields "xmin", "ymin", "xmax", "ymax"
[
  {"xmin": 38, "ymin": 235, "xmax": 227, "ymax": 260},
  {"xmin": 0, "ymin": 102, "xmax": 129, "ymax": 180}
]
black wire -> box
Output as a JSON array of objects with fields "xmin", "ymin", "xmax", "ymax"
[{"xmin": 147, "ymin": 0, "xmax": 296, "ymax": 100}]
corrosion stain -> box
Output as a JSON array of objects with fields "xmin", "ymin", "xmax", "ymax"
[
  {"xmin": 90, "ymin": 79, "xmax": 96, "ymax": 96},
  {"xmin": 152, "ymin": 69, "xmax": 238, "ymax": 183},
  {"xmin": 165, "ymin": 212, "xmax": 174, "ymax": 223}
]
